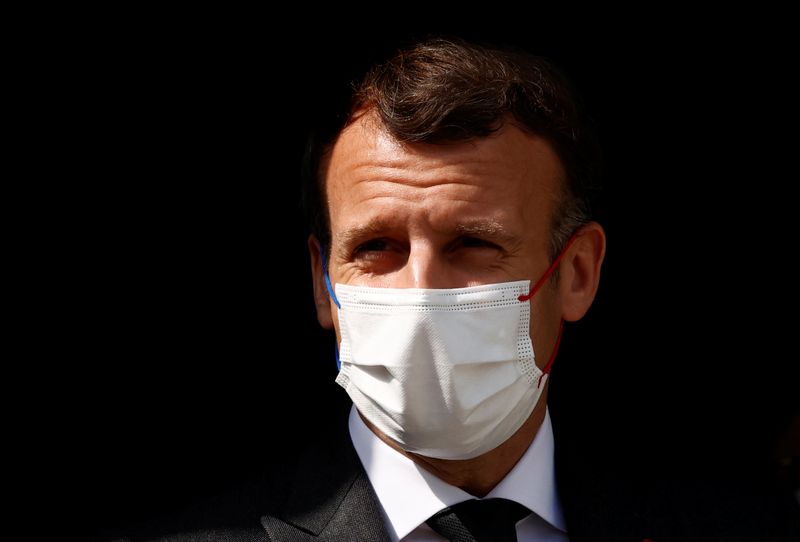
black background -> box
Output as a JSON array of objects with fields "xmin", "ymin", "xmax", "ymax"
[{"xmin": 88, "ymin": 19, "xmax": 798, "ymax": 531}]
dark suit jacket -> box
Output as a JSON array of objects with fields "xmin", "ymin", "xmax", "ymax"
[{"xmin": 102, "ymin": 397, "xmax": 800, "ymax": 542}]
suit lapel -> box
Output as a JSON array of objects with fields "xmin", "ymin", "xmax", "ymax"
[
  {"xmin": 261, "ymin": 470, "xmax": 390, "ymax": 541},
  {"xmin": 261, "ymin": 399, "xmax": 391, "ymax": 541}
]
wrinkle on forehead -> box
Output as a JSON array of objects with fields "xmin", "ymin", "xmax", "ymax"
[
  {"xmin": 330, "ymin": 112, "xmax": 558, "ymax": 185},
  {"xmin": 325, "ymin": 113, "xmax": 565, "ymax": 243}
]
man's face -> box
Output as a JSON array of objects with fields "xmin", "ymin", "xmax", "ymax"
[{"xmin": 313, "ymin": 113, "xmax": 568, "ymax": 371}]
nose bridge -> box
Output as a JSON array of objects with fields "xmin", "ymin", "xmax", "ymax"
[{"xmin": 403, "ymin": 239, "xmax": 446, "ymax": 289}]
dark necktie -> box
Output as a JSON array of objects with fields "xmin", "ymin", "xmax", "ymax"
[{"xmin": 425, "ymin": 498, "xmax": 530, "ymax": 542}]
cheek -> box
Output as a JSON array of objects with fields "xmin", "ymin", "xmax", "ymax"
[{"xmin": 528, "ymin": 290, "xmax": 561, "ymax": 368}]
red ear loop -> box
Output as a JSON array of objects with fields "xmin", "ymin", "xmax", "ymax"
[
  {"xmin": 517, "ymin": 235, "xmax": 580, "ymax": 388},
  {"xmin": 537, "ymin": 321, "xmax": 563, "ymax": 388},
  {"xmin": 518, "ymin": 234, "xmax": 580, "ymax": 302}
]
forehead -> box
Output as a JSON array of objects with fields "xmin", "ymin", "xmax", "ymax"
[{"xmin": 324, "ymin": 114, "xmax": 564, "ymax": 234}]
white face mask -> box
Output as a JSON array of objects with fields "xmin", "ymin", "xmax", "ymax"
[
  {"xmin": 321, "ymin": 239, "xmax": 573, "ymax": 460},
  {"xmin": 333, "ymin": 280, "xmax": 548, "ymax": 460}
]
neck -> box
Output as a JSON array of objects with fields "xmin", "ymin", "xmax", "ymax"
[{"xmin": 359, "ymin": 388, "xmax": 549, "ymax": 497}]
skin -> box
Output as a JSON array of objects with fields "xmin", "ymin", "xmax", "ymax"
[{"xmin": 309, "ymin": 112, "xmax": 606, "ymax": 497}]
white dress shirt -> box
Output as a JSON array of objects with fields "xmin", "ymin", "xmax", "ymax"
[{"xmin": 349, "ymin": 406, "xmax": 568, "ymax": 541}]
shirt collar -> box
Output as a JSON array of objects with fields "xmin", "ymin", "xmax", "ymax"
[{"xmin": 348, "ymin": 406, "xmax": 566, "ymax": 541}]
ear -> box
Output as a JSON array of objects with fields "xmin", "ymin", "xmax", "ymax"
[
  {"xmin": 558, "ymin": 222, "xmax": 606, "ymax": 322},
  {"xmin": 308, "ymin": 235, "xmax": 335, "ymax": 330}
]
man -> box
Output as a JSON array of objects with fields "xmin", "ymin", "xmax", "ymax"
[
  {"xmin": 107, "ymin": 38, "xmax": 799, "ymax": 542},
  {"xmin": 299, "ymin": 37, "xmax": 604, "ymax": 541}
]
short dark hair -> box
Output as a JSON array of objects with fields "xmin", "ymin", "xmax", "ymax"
[{"xmin": 302, "ymin": 37, "xmax": 601, "ymax": 261}]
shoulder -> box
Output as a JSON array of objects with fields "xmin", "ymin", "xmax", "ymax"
[
  {"xmin": 98, "ymin": 395, "xmax": 359, "ymax": 542},
  {"xmin": 96, "ymin": 460, "xmax": 293, "ymax": 541},
  {"xmin": 552, "ymin": 410, "xmax": 799, "ymax": 541},
  {"xmin": 655, "ymin": 477, "xmax": 799, "ymax": 541},
  {"xmin": 557, "ymin": 453, "xmax": 800, "ymax": 541}
]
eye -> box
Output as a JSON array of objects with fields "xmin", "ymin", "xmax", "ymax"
[
  {"xmin": 460, "ymin": 237, "xmax": 497, "ymax": 249},
  {"xmin": 350, "ymin": 238, "xmax": 402, "ymax": 273},
  {"xmin": 353, "ymin": 239, "xmax": 390, "ymax": 255}
]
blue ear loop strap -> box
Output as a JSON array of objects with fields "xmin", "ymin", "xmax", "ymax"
[
  {"xmin": 320, "ymin": 245, "xmax": 341, "ymax": 309},
  {"xmin": 320, "ymin": 245, "xmax": 341, "ymax": 370}
]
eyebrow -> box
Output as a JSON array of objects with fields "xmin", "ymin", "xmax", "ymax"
[
  {"xmin": 334, "ymin": 218, "xmax": 521, "ymax": 255},
  {"xmin": 454, "ymin": 220, "xmax": 519, "ymax": 244}
]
